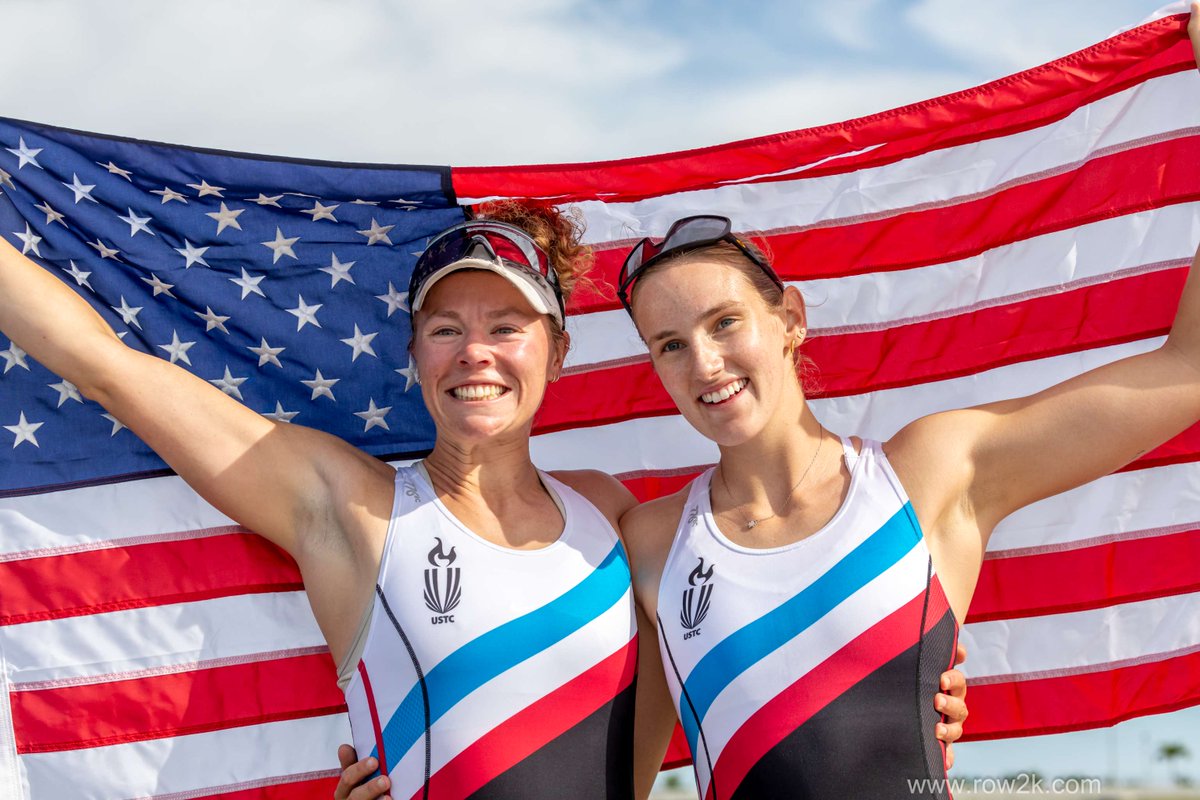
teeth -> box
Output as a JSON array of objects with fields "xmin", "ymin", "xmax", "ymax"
[
  {"xmin": 452, "ymin": 384, "xmax": 506, "ymax": 401},
  {"xmin": 701, "ymin": 379, "xmax": 747, "ymax": 405}
]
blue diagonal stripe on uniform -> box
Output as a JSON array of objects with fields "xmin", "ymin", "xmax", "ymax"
[
  {"xmin": 373, "ymin": 540, "xmax": 631, "ymax": 766},
  {"xmin": 680, "ymin": 503, "xmax": 921, "ymax": 754}
]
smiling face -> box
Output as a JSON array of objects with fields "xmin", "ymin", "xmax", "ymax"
[
  {"xmin": 411, "ymin": 270, "xmax": 566, "ymax": 446},
  {"xmin": 630, "ymin": 256, "xmax": 807, "ymax": 448}
]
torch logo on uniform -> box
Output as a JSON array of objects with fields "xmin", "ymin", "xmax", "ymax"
[
  {"xmin": 680, "ymin": 557, "xmax": 714, "ymax": 635},
  {"xmin": 424, "ymin": 538, "xmax": 461, "ymax": 621}
]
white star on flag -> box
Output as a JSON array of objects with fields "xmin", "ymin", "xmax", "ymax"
[
  {"xmin": 209, "ymin": 366, "xmax": 248, "ymax": 400},
  {"xmin": 340, "ymin": 325, "xmax": 379, "ymax": 361},
  {"xmin": 188, "ymin": 180, "xmax": 226, "ymax": 198},
  {"xmin": 357, "ymin": 218, "xmax": 394, "ymax": 246},
  {"xmin": 301, "ymin": 369, "xmax": 338, "ymax": 401},
  {"xmin": 141, "ymin": 274, "xmax": 176, "ymax": 298},
  {"xmin": 247, "ymin": 193, "xmax": 283, "ymax": 207},
  {"xmin": 97, "ymin": 161, "xmax": 133, "ymax": 180},
  {"xmin": 287, "ymin": 296, "xmax": 322, "ymax": 331},
  {"xmin": 206, "ymin": 203, "xmax": 244, "ymax": 235},
  {"xmin": 261, "ymin": 228, "xmax": 300, "ymax": 263},
  {"xmin": 0, "ymin": 167, "xmax": 14, "ymax": 191},
  {"xmin": 7, "ymin": 137, "xmax": 43, "ymax": 169},
  {"xmin": 1, "ymin": 342, "xmax": 30, "ymax": 373},
  {"xmin": 230, "ymin": 268, "xmax": 266, "ymax": 299},
  {"xmin": 101, "ymin": 412, "xmax": 126, "ymax": 435},
  {"xmin": 300, "ymin": 201, "xmax": 339, "ymax": 222},
  {"xmin": 65, "ymin": 261, "xmax": 92, "ymax": 289},
  {"xmin": 263, "ymin": 402, "xmax": 299, "ymax": 423},
  {"xmin": 87, "ymin": 239, "xmax": 120, "ymax": 260},
  {"xmin": 248, "ymin": 338, "xmax": 284, "ymax": 368},
  {"xmin": 118, "ymin": 209, "xmax": 155, "ymax": 237},
  {"xmin": 320, "ymin": 254, "xmax": 356, "ymax": 287},
  {"xmin": 151, "ymin": 187, "xmax": 188, "ymax": 204},
  {"xmin": 376, "ymin": 282, "xmax": 409, "ymax": 317},
  {"xmin": 175, "ymin": 240, "xmax": 211, "ymax": 269},
  {"xmin": 63, "ymin": 173, "xmax": 97, "ymax": 204},
  {"xmin": 354, "ymin": 399, "xmax": 392, "ymax": 432},
  {"xmin": 112, "ymin": 297, "xmax": 143, "ymax": 329},
  {"xmin": 5, "ymin": 412, "xmax": 43, "ymax": 448},
  {"xmin": 34, "ymin": 201, "xmax": 66, "ymax": 226},
  {"xmin": 196, "ymin": 307, "xmax": 231, "ymax": 335},
  {"xmin": 14, "ymin": 223, "xmax": 42, "ymax": 256},
  {"xmin": 48, "ymin": 379, "xmax": 83, "ymax": 407},
  {"xmin": 158, "ymin": 330, "xmax": 197, "ymax": 365},
  {"xmin": 396, "ymin": 356, "xmax": 419, "ymax": 392}
]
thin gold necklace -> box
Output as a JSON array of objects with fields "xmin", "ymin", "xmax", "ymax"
[{"xmin": 718, "ymin": 432, "xmax": 824, "ymax": 530}]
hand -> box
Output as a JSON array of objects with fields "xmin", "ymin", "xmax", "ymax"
[
  {"xmin": 333, "ymin": 744, "xmax": 391, "ymax": 800},
  {"xmin": 1190, "ymin": 1, "xmax": 1200, "ymax": 70},
  {"xmin": 934, "ymin": 642, "xmax": 969, "ymax": 769}
]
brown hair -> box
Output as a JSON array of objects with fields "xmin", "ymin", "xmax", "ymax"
[{"xmin": 474, "ymin": 200, "xmax": 595, "ymax": 306}]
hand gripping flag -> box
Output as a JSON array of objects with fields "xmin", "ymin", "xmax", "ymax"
[{"xmin": 1, "ymin": 9, "xmax": 1200, "ymax": 798}]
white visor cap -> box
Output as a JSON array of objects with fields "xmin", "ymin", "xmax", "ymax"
[{"xmin": 410, "ymin": 255, "xmax": 565, "ymax": 328}]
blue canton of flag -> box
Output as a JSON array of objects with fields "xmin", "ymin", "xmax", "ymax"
[{"xmin": 0, "ymin": 116, "xmax": 464, "ymax": 494}]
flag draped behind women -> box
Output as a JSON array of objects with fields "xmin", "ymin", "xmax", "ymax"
[{"xmin": 0, "ymin": 10, "xmax": 1198, "ymax": 799}]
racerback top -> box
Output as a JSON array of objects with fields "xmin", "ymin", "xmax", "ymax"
[
  {"xmin": 656, "ymin": 438, "xmax": 958, "ymax": 800},
  {"xmin": 343, "ymin": 465, "xmax": 637, "ymax": 800}
]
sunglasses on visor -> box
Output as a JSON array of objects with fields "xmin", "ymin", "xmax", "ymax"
[
  {"xmin": 409, "ymin": 219, "xmax": 563, "ymax": 305},
  {"xmin": 616, "ymin": 215, "xmax": 783, "ymax": 314}
]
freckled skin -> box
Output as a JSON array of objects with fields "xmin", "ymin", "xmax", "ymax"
[{"xmin": 411, "ymin": 270, "xmax": 566, "ymax": 447}]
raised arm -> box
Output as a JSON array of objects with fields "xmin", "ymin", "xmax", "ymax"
[{"xmin": 0, "ymin": 234, "xmax": 391, "ymax": 559}]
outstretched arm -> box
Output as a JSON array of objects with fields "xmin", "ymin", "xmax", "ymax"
[{"xmin": 0, "ymin": 233, "xmax": 389, "ymax": 558}]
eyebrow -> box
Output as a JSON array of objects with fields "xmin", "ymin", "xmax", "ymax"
[
  {"xmin": 425, "ymin": 306, "xmax": 535, "ymax": 322},
  {"xmin": 646, "ymin": 301, "xmax": 742, "ymax": 344}
]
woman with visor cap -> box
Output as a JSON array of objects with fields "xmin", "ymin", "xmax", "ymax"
[{"xmin": 0, "ymin": 201, "xmax": 967, "ymax": 800}]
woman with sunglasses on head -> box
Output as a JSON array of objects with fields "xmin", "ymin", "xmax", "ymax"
[{"xmin": 612, "ymin": 16, "xmax": 1200, "ymax": 796}]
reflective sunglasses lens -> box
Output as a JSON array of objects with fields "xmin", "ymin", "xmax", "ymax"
[{"xmin": 662, "ymin": 216, "xmax": 730, "ymax": 250}]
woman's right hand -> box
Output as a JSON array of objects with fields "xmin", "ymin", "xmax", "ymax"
[{"xmin": 334, "ymin": 744, "xmax": 391, "ymax": 800}]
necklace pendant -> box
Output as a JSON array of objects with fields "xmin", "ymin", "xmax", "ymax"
[{"xmin": 746, "ymin": 519, "xmax": 758, "ymax": 529}]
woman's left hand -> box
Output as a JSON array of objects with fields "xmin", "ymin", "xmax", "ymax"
[{"xmin": 934, "ymin": 642, "xmax": 969, "ymax": 769}]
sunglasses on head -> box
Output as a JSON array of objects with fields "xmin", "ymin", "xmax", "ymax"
[
  {"xmin": 616, "ymin": 215, "xmax": 783, "ymax": 314},
  {"xmin": 410, "ymin": 219, "xmax": 562, "ymax": 298}
]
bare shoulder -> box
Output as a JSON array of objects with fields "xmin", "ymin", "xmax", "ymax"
[
  {"xmin": 549, "ymin": 469, "xmax": 637, "ymax": 529},
  {"xmin": 621, "ymin": 486, "xmax": 689, "ymax": 579}
]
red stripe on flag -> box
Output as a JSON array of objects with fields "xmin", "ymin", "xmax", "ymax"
[
  {"xmin": 453, "ymin": 15, "xmax": 1191, "ymax": 203},
  {"xmin": 969, "ymin": 528, "xmax": 1200, "ymax": 623},
  {"xmin": 11, "ymin": 652, "xmax": 346, "ymax": 754},
  {"xmin": 705, "ymin": 582, "xmax": 951, "ymax": 800},
  {"xmin": 170, "ymin": 774, "xmax": 341, "ymax": 800},
  {"xmin": 537, "ymin": 267, "xmax": 1187, "ymax": 434},
  {"xmin": 0, "ymin": 531, "xmax": 302, "ymax": 626},
  {"xmin": 962, "ymin": 647, "xmax": 1200, "ymax": 741},
  {"xmin": 566, "ymin": 131, "xmax": 1200, "ymax": 314},
  {"xmin": 416, "ymin": 636, "xmax": 638, "ymax": 800}
]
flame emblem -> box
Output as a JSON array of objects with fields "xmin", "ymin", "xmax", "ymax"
[
  {"xmin": 424, "ymin": 538, "xmax": 461, "ymax": 616},
  {"xmin": 688, "ymin": 558, "xmax": 714, "ymax": 586},
  {"xmin": 680, "ymin": 557, "xmax": 714, "ymax": 631},
  {"xmin": 427, "ymin": 537, "xmax": 457, "ymax": 568}
]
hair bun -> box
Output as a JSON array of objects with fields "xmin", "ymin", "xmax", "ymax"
[{"xmin": 475, "ymin": 200, "xmax": 594, "ymax": 304}]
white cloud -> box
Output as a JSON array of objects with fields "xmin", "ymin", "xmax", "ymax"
[{"xmin": 904, "ymin": 0, "xmax": 1164, "ymax": 74}]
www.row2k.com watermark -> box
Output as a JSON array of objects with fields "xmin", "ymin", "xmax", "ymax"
[{"xmin": 907, "ymin": 774, "xmax": 1104, "ymax": 795}]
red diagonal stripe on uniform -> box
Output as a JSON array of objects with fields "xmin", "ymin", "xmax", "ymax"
[
  {"xmin": 704, "ymin": 581, "xmax": 951, "ymax": 800},
  {"xmin": 413, "ymin": 636, "xmax": 637, "ymax": 800}
]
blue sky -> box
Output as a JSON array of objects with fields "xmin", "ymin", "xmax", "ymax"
[{"xmin": 1, "ymin": 0, "xmax": 1197, "ymax": 786}]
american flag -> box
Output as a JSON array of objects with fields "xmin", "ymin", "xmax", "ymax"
[{"xmin": 2, "ymin": 8, "xmax": 1200, "ymax": 798}]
